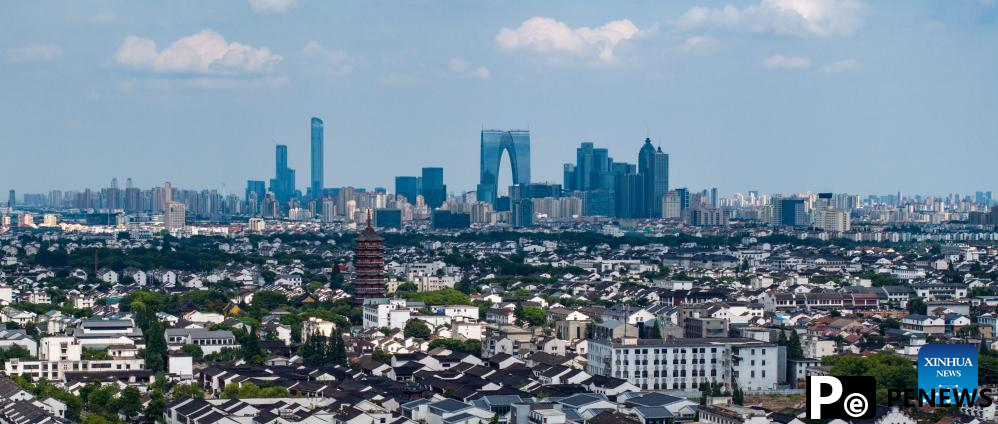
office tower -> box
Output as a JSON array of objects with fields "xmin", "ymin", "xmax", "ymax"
[
  {"xmin": 674, "ymin": 188, "xmax": 690, "ymax": 211},
  {"xmin": 575, "ymin": 142, "xmax": 612, "ymax": 192},
  {"xmin": 431, "ymin": 210, "xmax": 471, "ymax": 229},
  {"xmin": 310, "ymin": 117, "xmax": 324, "ymax": 201},
  {"xmin": 583, "ymin": 190, "xmax": 613, "ymax": 217},
  {"xmin": 478, "ymin": 130, "xmax": 531, "ymax": 206},
  {"xmin": 510, "ymin": 184, "xmax": 533, "ymax": 228},
  {"xmin": 772, "ymin": 197, "xmax": 806, "ymax": 227},
  {"xmin": 245, "ymin": 180, "xmax": 266, "ymax": 208},
  {"xmin": 353, "ymin": 216, "xmax": 386, "ymax": 303},
  {"xmin": 662, "ymin": 191, "xmax": 681, "ymax": 219},
  {"xmin": 7, "ymin": 190, "xmax": 14, "ymax": 208},
  {"xmin": 165, "ymin": 202, "xmax": 186, "ymax": 231},
  {"xmin": 270, "ymin": 144, "xmax": 296, "ymax": 206},
  {"xmin": 563, "ymin": 164, "xmax": 576, "ymax": 192},
  {"xmin": 395, "ymin": 176, "xmax": 421, "ymax": 204},
  {"xmin": 374, "ymin": 208, "xmax": 402, "ymax": 229},
  {"xmin": 420, "ymin": 167, "xmax": 446, "ymax": 209},
  {"xmin": 611, "ymin": 163, "xmax": 644, "ymax": 219},
  {"xmin": 525, "ymin": 183, "xmax": 561, "ymax": 199},
  {"xmin": 638, "ymin": 138, "xmax": 669, "ymax": 217},
  {"xmin": 710, "ymin": 187, "xmax": 718, "ymax": 208}
]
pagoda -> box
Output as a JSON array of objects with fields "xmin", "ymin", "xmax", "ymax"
[{"xmin": 352, "ymin": 213, "xmax": 386, "ymax": 303}]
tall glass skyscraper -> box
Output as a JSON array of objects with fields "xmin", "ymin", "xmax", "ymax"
[
  {"xmin": 310, "ymin": 117, "xmax": 324, "ymax": 201},
  {"xmin": 478, "ymin": 130, "xmax": 531, "ymax": 206},
  {"xmin": 638, "ymin": 138, "xmax": 669, "ymax": 218},
  {"xmin": 395, "ymin": 176, "xmax": 421, "ymax": 204},
  {"xmin": 269, "ymin": 144, "xmax": 296, "ymax": 206},
  {"xmin": 421, "ymin": 167, "xmax": 446, "ymax": 209}
]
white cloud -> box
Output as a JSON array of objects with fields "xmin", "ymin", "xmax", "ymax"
[
  {"xmin": 6, "ymin": 44, "xmax": 61, "ymax": 63},
  {"xmin": 119, "ymin": 76, "xmax": 289, "ymax": 92},
  {"xmin": 114, "ymin": 29, "xmax": 282, "ymax": 74},
  {"xmin": 447, "ymin": 58, "xmax": 491, "ymax": 79},
  {"xmin": 675, "ymin": 0, "xmax": 864, "ymax": 37},
  {"xmin": 762, "ymin": 54, "xmax": 812, "ymax": 69},
  {"xmin": 249, "ymin": 0, "xmax": 296, "ymax": 14},
  {"xmin": 302, "ymin": 41, "xmax": 354, "ymax": 76},
  {"xmin": 496, "ymin": 17, "xmax": 640, "ymax": 64},
  {"xmin": 680, "ymin": 35, "xmax": 718, "ymax": 53},
  {"xmin": 819, "ymin": 58, "xmax": 860, "ymax": 73}
]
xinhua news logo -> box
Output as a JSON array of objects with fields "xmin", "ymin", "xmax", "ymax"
[
  {"xmin": 807, "ymin": 376, "xmax": 877, "ymax": 419},
  {"xmin": 918, "ymin": 344, "xmax": 978, "ymax": 404}
]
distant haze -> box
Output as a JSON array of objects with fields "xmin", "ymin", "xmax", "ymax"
[{"xmin": 1, "ymin": 1, "xmax": 996, "ymax": 196}]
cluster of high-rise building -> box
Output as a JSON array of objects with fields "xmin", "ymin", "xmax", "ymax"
[{"xmin": 5, "ymin": 117, "xmax": 997, "ymax": 232}]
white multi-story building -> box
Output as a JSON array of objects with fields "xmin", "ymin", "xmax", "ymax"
[
  {"xmin": 586, "ymin": 338, "xmax": 781, "ymax": 392},
  {"xmin": 814, "ymin": 208, "xmax": 851, "ymax": 232},
  {"xmin": 410, "ymin": 275, "xmax": 456, "ymax": 292},
  {"xmin": 362, "ymin": 298, "xmax": 415, "ymax": 330},
  {"xmin": 164, "ymin": 328, "xmax": 239, "ymax": 355}
]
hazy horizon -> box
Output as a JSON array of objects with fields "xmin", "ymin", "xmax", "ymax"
[{"xmin": 2, "ymin": 0, "xmax": 997, "ymax": 196}]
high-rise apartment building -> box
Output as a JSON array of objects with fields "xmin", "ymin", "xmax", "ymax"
[
  {"xmin": 814, "ymin": 208, "xmax": 851, "ymax": 232},
  {"xmin": 165, "ymin": 202, "xmax": 186, "ymax": 231},
  {"xmin": 478, "ymin": 130, "xmax": 531, "ymax": 206},
  {"xmin": 310, "ymin": 117, "xmax": 324, "ymax": 201},
  {"xmin": 662, "ymin": 191, "xmax": 682, "ymax": 219}
]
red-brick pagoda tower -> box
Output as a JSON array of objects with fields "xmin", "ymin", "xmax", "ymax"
[{"xmin": 352, "ymin": 213, "xmax": 386, "ymax": 304}]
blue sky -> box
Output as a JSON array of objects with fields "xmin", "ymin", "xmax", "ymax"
[{"xmin": 2, "ymin": 0, "xmax": 997, "ymax": 196}]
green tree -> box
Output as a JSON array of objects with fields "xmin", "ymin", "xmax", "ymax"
[
  {"xmin": 395, "ymin": 282, "xmax": 418, "ymax": 293},
  {"xmin": 181, "ymin": 344, "xmax": 204, "ymax": 359},
  {"xmin": 372, "ymin": 347, "xmax": 393, "ymax": 363},
  {"xmin": 114, "ymin": 386, "xmax": 142, "ymax": 419},
  {"xmin": 907, "ymin": 297, "xmax": 928, "ymax": 315},
  {"xmin": 171, "ymin": 383, "xmax": 205, "ymax": 399},
  {"xmin": 515, "ymin": 305, "xmax": 546, "ymax": 326},
  {"xmin": 787, "ymin": 329, "xmax": 803, "ymax": 360},
  {"xmin": 243, "ymin": 326, "xmax": 265, "ymax": 364},
  {"xmin": 404, "ymin": 319, "xmax": 432, "ymax": 340},
  {"xmin": 141, "ymin": 320, "xmax": 168, "ymax": 373}
]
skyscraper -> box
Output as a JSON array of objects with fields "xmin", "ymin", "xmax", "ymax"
[
  {"xmin": 394, "ymin": 176, "xmax": 421, "ymax": 204},
  {"xmin": 638, "ymin": 138, "xmax": 669, "ymax": 218},
  {"xmin": 7, "ymin": 190, "xmax": 14, "ymax": 209},
  {"xmin": 420, "ymin": 167, "xmax": 446, "ymax": 209},
  {"xmin": 353, "ymin": 215, "xmax": 386, "ymax": 304},
  {"xmin": 575, "ymin": 142, "xmax": 613, "ymax": 192},
  {"xmin": 478, "ymin": 130, "xmax": 531, "ymax": 206},
  {"xmin": 270, "ymin": 144, "xmax": 296, "ymax": 206},
  {"xmin": 310, "ymin": 117, "xmax": 324, "ymax": 201}
]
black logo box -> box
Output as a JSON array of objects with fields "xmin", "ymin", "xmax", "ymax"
[{"xmin": 807, "ymin": 376, "xmax": 877, "ymax": 419}]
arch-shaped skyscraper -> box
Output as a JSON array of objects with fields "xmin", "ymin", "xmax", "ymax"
[{"xmin": 478, "ymin": 129, "xmax": 531, "ymax": 205}]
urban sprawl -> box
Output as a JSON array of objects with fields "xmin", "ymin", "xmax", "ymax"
[{"xmin": 2, "ymin": 122, "xmax": 998, "ymax": 424}]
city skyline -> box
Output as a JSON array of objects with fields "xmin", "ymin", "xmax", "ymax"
[{"xmin": 3, "ymin": 1, "xmax": 998, "ymax": 194}]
